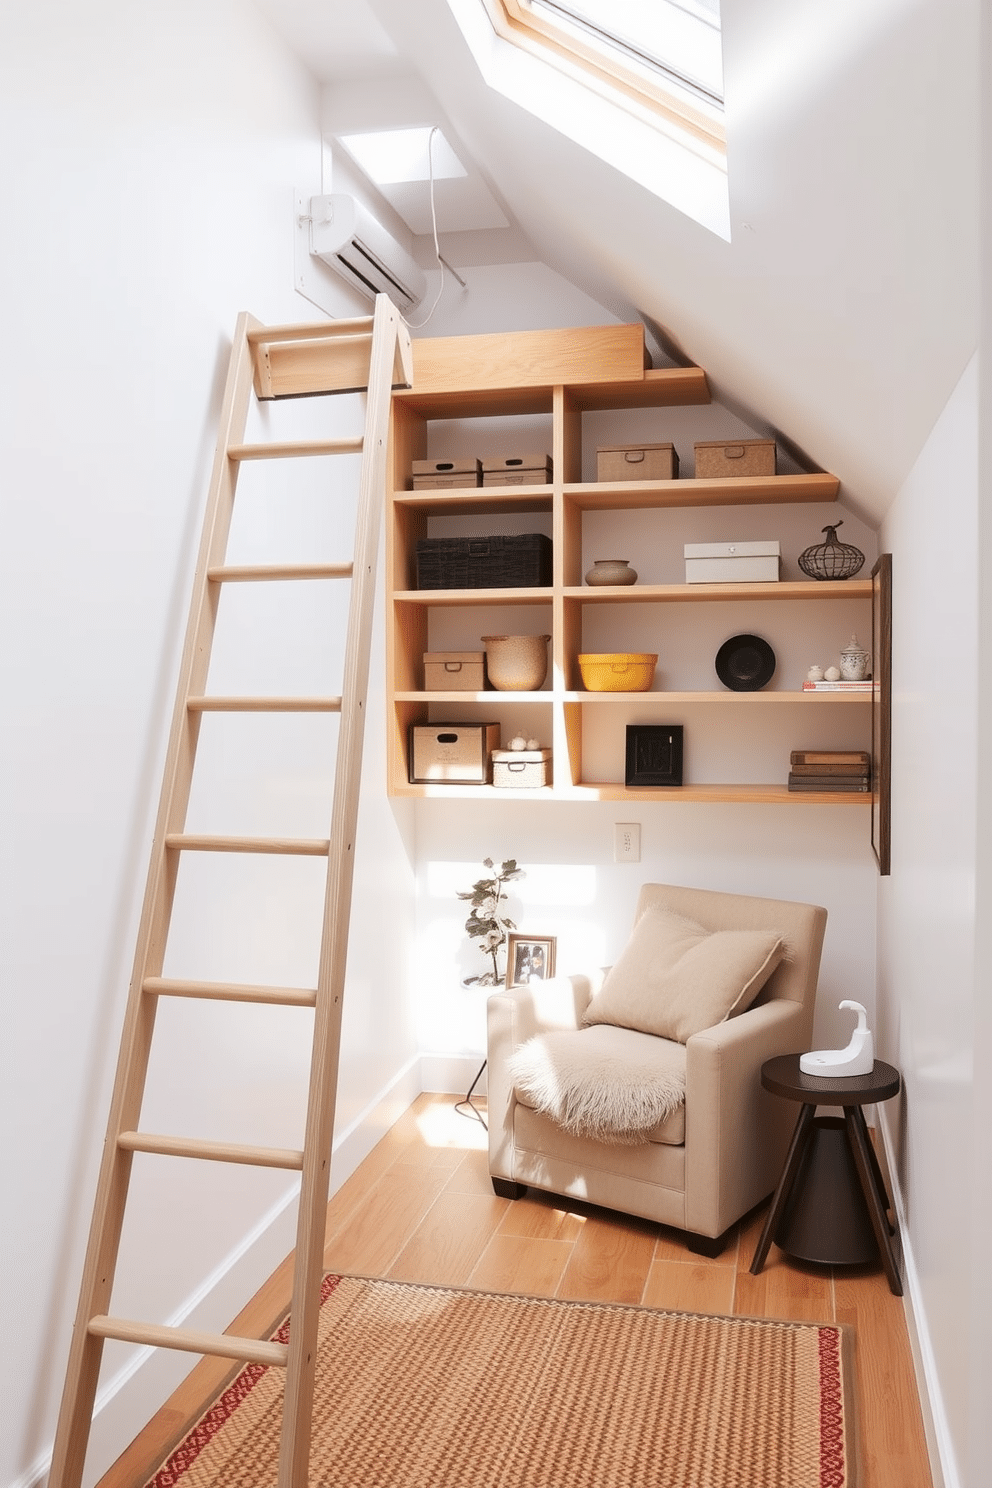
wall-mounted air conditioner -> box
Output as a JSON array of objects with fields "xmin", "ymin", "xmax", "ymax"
[{"xmin": 309, "ymin": 194, "xmax": 427, "ymax": 312}]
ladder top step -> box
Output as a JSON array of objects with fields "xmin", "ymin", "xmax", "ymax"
[
  {"xmin": 247, "ymin": 317, "xmax": 374, "ymax": 345},
  {"xmin": 88, "ymin": 1315, "xmax": 289, "ymax": 1368}
]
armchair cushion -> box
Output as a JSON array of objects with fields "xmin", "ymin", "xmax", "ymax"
[
  {"xmin": 508, "ymin": 1024, "xmax": 686, "ymax": 1145},
  {"xmin": 583, "ymin": 907, "xmax": 785, "ymax": 1043}
]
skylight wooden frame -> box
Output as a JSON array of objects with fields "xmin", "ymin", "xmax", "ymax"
[{"xmin": 480, "ymin": 0, "xmax": 725, "ymax": 157}]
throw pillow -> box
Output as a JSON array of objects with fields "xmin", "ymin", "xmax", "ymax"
[
  {"xmin": 509, "ymin": 1024, "xmax": 686, "ymax": 1145},
  {"xmin": 583, "ymin": 906, "xmax": 785, "ymax": 1043}
]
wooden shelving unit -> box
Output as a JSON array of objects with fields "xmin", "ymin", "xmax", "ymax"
[{"xmin": 386, "ymin": 325, "xmax": 872, "ymax": 806}]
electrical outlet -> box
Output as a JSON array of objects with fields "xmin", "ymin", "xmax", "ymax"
[{"xmin": 614, "ymin": 822, "xmax": 641, "ymax": 863}]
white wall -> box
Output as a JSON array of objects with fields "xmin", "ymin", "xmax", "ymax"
[
  {"xmin": 878, "ymin": 357, "xmax": 981, "ymax": 1488},
  {"xmin": 415, "ymin": 800, "xmax": 876, "ymax": 1076},
  {"xmin": 0, "ymin": 5, "xmax": 417, "ymax": 1487}
]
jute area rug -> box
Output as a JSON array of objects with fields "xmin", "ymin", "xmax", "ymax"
[{"xmin": 147, "ymin": 1273, "xmax": 855, "ymax": 1488}]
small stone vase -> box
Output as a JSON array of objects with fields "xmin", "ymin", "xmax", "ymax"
[
  {"xmin": 481, "ymin": 634, "xmax": 551, "ymax": 690},
  {"xmin": 585, "ymin": 558, "xmax": 638, "ymax": 586}
]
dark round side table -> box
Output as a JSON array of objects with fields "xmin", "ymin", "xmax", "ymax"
[{"xmin": 749, "ymin": 1054, "xmax": 902, "ymax": 1295}]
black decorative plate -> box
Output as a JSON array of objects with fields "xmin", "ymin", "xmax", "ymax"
[{"xmin": 715, "ymin": 633, "xmax": 776, "ymax": 691}]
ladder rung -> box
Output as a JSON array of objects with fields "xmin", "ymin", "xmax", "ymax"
[
  {"xmin": 208, "ymin": 563, "xmax": 354, "ymax": 583},
  {"xmin": 187, "ymin": 696, "xmax": 342, "ymax": 713},
  {"xmin": 118, "ymin": 1131, "xmax": 304, "ymax": 1169},
  {"xmin": 144, "ymin": 976, "xmax": 318, "ymax": 1007},
  {"xmin": 228, "ymin": 438, "xmax": 363, "ymax": 461},
  {"xmin": 247, "ymin": 318, "xmax": 373, "ymax": 345},
  {"xmin": 87, "ymin": 1315, "xmax": 289, "ymax": 1367},
  {"xmin": 165, "ymin": 833, "xmax": 330, "ymax": 856}
]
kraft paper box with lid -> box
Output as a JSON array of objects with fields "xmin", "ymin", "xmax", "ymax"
[
  {"xmin": 481, "ymin": 453, "xmax": 553, "ymax": 487},
  {"xmin": 694, "ymin": 439, "xmax": 776, "ymax": 478},
  {"xmin": 596, "ymin": 443, "xmax": 679, "ymax": 482},
  {"xmin": 423, "ymin": 652, "xmax": 486, "ymax": 691},
  {"xmin": 411, "ymin": 456, "xmax": 481, "ymax": 489}
]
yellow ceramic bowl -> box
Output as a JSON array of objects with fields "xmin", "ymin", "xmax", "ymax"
[{"xmin": 578, "ymin": 653, "xmax": 657, "ymax": 692}]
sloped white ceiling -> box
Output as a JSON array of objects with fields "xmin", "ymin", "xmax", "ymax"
[{"xmin": 261, "ymin": 0, "xmax": 979, "ymax": 527}]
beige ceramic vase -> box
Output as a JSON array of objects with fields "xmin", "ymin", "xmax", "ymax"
[{"xmin": 482, "ymin": 634, "xmax": 551, "ymax": 690}]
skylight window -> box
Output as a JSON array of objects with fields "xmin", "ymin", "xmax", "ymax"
[
  {"xmin": 446, "ymin": 0, "xmax": 730, "ymax": 238},
  {"xmin": 528, "ymin": 0, "xmax": 723, "ymax": 105}
]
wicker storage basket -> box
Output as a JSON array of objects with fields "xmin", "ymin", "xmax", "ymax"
[
  {"xmin": 578, "ymin": 653, "xmax": 657, "ymax": 692},
  {"xmin": 415, "ymin": 533, "xmax": 552, "ymax": 590}
]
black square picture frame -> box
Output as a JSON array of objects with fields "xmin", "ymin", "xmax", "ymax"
[{"xmin": 625, "ymin": 725, "xmax": 684, "ymax": 787}]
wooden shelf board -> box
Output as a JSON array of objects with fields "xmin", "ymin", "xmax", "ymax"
[
  {"xmin": 561, "ymin": 690, "xmax": 871, "ymax": 703},
  {"xmin": 393, "ymin": 588, "xmax": 554, "ymax": 607},
  {"xmin": 564, "ymin": 580, "xmax": 872, "ymax": 603},
  {"xmin": 565, "ymin": 473, "xmax": 840, "ymax": 508},
  {"xmin": 390, "ymin": 781, "xmax": 871, "ymax": 804},
  {"xmin": 574, "ymin": 783, "xmax": 872, "ymax": 804},
  {"xmin": 568, "ymin": 367, "xmax": 711, "ymax": 410},
  {"xmin": 395, "ymin": 689, "xmax": 869, "ymax": 704},
  {"xmin": 393, "ymin": 387, "xmax": 555, "ymax": 418},
  {"xmin": 396, "ymin": 691, "xmax": 552, "ymax": 704},
  {"xmin": 392, "ymin": 486, "xmax": 554, "ymax": 514}
]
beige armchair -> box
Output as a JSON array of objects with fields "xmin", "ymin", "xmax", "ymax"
[{"xmin": 487, "ymin": 882, "xmax": 827, "ymax": 1255}]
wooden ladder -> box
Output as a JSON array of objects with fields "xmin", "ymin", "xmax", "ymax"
[{"xmin": 49, "ymin": 294, "xmax": 412, "ymax": 1488}]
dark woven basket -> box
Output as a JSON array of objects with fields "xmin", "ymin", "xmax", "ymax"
[
  {"xmin": 798, "ymin": 522, "xmax": 865, "ymax": 581},
  {"xmin": 416, "ymin": 533, "xmax": 553, "ymax": 590}
]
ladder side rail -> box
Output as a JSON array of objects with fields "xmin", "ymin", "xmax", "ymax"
[
  {"xmin": 277, "ymin": 296, "xmax": 410, "ymax": 1488},
  {"xmin": 49, "ymin": 313, "xmax": 261, "ymax": 1488}
]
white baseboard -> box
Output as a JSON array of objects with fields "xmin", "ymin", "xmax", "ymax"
[
  {"xmin": 876, "ymin": 1107, "xmax": 958, "ymax": 1488},
  {"xmin": 419, "ymin": 1051, "xmax": 488, "ymax": 1097}
]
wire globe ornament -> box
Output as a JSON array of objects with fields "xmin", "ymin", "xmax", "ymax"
[{"xmin": 798, "ymin": 522, "xmax": 865, "ymax": 581}]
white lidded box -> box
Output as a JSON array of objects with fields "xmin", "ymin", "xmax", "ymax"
[
  {"xmin": 684, "ymin": 541, "xmax": 781, "ymax": 584},
  {"xmin": 408, "ymin": 722, "xmax": 500, "ymax": 783},
  {"xmin": 491, "ymin": 748, "xmax": 552, "ymax": 788}
]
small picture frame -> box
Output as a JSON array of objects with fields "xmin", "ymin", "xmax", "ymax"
[
  {"xmin": 625, "ymin": 724, "xmax": 684, "ymax": 787},
  {"xmin": 505, "ymin": 934, "xmax": 557, "ymax": 988}
]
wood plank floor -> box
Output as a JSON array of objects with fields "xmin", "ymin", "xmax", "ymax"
[{"xmin": 98, "ymin": 1093, "xmax": 934, "ymax": 1488}]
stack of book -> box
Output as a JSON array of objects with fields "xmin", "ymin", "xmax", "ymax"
[
  {"xmin": 802, "ymin": 678, "xmax": 872, "ymax": 692},
  {"xmin": 788, "ymin": 750, "xmax": 871, "ymax": 793}
]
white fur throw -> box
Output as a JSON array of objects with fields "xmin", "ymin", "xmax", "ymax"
[{"xmin": 508, "ymin": 1025, "xmax": 686, "ymax": 1146}]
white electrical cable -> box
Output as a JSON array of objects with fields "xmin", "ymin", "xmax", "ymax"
[{"xmin": 403, "ymin": 125, "xmax": 466, "ymax": 330}]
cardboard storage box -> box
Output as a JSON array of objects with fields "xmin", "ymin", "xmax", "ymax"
[
  {"xmin": 684, "ymin": 541, "xmax": 781, "ymax": 583},
  {"xmin": 481, "ymin": 453, "xmax": 553, "ymax": 486},
  {"xmin": 415, "ymin": 533, "xmax": 553, "ymax": 590},
  {"xmin": 597, "ymin": 443, "xmax": 679, "ymax": 482},
  {"xmin": 408, "ymin": 722, "xmax": 500, "ymax": 784},
  {"xmin": 492, "ymin": 748, "xmax": 552, "ymax": 788},
  {"xmin": 423, "ymin": 652, "xmax": 486, "ymax": 690},
  {"xmin": 694, "ymin": 440, "xmax": 776, "ymax": 478},
  {"xmin": 411, "ymin": 457, "xmax": 481, "ymax": 489}
]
